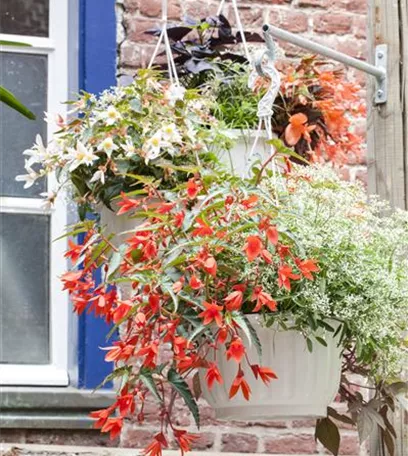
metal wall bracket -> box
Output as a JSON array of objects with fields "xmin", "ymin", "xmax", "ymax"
[
  {"xmin": 374, "ymin": 44, "xmax": 387, "ymax": 104},
  {"xmin": 261, "ymin": 24, "xmax": 388, "ymax": 105}
]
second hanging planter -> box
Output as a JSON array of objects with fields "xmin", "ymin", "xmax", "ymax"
[{"xmin": 199, "ymin": 316, "xmax": 343, "ymax": 420}]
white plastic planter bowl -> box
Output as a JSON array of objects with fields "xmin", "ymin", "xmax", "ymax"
[
  {"xmin": 200, "ymin": 316, "xmax": 342, "ymax": 420},
  {"xmin": 220, "ymin": 129, "xmax": 272, "ymax": 176},
  {"xmin": 100, "ymin": 202, "xmax": 154, "ymax": 300}
]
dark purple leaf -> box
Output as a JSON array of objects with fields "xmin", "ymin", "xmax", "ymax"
[
  {"xmin": 218, "ymin": 14, "xmax": 231, "ymax": 29},
  {"xmin": 210, "ymin": 36, "xmax": 236, "ymax": 47},
  {"xmin": 184, "ymin": 59, "xmax": 215, "ymax": 74},
  {"xmin": 174, "ymin": 54, "xmax": 191, "ymax": 65},
  {"xmin": 171, "ymin": 42, "xmax": 191, "ymax": 57},
  {"xmin": 236, "ymin": 31, "xmax": 264, "ymax": 43},
  {"xmin": 166, "ymin": 26, "xmax": 193, "ymax": 42},
  {"xmin": 191, "ymin": 46, "xmax": 217, "ymax": 58},
  {"xmin": 219, "ymin": 52, "xmax": 248, "ymax": 63},
  {"xmin": 218, "ymin": 14, "xmax": 232, "ymax": 39}
]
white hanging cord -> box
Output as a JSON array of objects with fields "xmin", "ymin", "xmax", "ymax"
[
  {"xmin": 164, "ymin": 30, "xmax": 180, "ymax": 85},
  {"xmin": 217, "ymin": 0, "xmax": 227, "ymax": 16},
  {"xmin": 243, "ymin": 120, "xmax": 262, "ymax": 178},
  {"xmin": 148, "ymin": 28, "xmax": 166, "ymax": 70},
  {"xmin": 216, "ymin": 0, "xmax": 251, "ymax": 63},
  {"xmin": 231, "ymin": 0, "xmax": 251, "ymax": 63},
  {"xmin": 148, "ymin": 0, "xmax": 181, "ymax": 86}
]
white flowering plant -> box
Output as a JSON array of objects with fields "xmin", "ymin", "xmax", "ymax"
[
  {"xmin": 253, "ymin": 165, "xmax": 408, "ymax": 453},
  {"xmin": 16, "ymin": 70, "xmax": 231, "ymax": 216}
]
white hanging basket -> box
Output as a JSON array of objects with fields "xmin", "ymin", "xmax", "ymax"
[
  {"xmin": 99, "ymin": 200, "xmax": 158, "ymax": 300},
  {"xmin": 199, "ymin": 316, "xmax": 342, "ymax": 420},
  {"xmin": 220, "ymin": 129, "xmax": 277, "ymax": 176}
]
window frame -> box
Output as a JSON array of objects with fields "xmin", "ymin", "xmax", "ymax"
[{"xmin": 0, "ymin": 0, "xmax": 70, "ymax": 386}]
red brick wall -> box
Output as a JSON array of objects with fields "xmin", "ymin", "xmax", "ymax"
[
  {"xmin": 116, "ymin": 0, "xmax": 367, "ymax": 69},
  {"xmin": 116, "ymin": 1, "xmax": 368, "ymax": 453},
  {"xmin": 116, "ymin": 0, "xmax": 368, "ymax": 185}
]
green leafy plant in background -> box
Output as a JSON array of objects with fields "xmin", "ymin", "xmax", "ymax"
[
  {"xmin": 0, "ymin": 40, "xmax": 36, "ymax": 120},
  {"xmin": 205, "ymin": 62, "xmax": 262, "ymax": 129}
]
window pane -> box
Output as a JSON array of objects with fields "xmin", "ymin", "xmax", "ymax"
[
  {"xmin": 0, "ymin": 0, "xmax": 49, "ymax": 37},
  {"xmin": 0, "ymin": 213, "xmax": 50, "ymax": 364},
  {"xmin": 0, "ymin": 53, "xmax": 47, "ymax": 198}
]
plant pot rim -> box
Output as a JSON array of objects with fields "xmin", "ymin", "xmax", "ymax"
[{"xmin": 227, "ymin": 127, "xmax": 268, "ymax": 138}]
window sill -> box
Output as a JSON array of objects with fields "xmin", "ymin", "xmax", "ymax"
[{"xmin": 0, "ymin": 386, "xmax": 115, "ymax": 429}]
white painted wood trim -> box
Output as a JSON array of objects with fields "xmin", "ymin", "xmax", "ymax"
[
  {"xmin": 0, "ymin": 365, "xmax": 68, "ymax": 386},
  {"xmin": 0, "ymin": 0, "xmax": 70, "ymax": 387}
]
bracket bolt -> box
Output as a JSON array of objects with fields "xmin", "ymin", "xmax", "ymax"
[
  {"xmin": 378, "ymin": 51, "xmax": 384, "ymax": 59},
  {"xmin": 377, "ymin": 89, "xmax": 384, "ymax": 97}
]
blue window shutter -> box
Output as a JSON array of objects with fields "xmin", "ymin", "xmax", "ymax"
[{"xmin": 77, "ymin": 0, "xmax": 116, "ymax": 389}]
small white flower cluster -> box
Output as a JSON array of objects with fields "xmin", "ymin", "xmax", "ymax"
[
  {"xmin": 16, "ymin": 72, "xmax": 228, "ymax": 208},
  {"xmin": 258, "ymin": 165, "xmax": 408, "ymax": 379}
]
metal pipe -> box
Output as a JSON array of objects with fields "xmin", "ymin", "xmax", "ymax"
[{"xmin": 262, "ymin": 24, "xmax": 386, "ymax": 82}]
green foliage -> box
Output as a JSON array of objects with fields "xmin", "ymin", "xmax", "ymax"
[
  {"xmin": 168, "ymin": 368, "xmax": 200, "ymax": 428},
  {"xmin": 205, "ymin": 62, "xmax": 262, "ymax": 129},
  {"xmin": 0, "ymin": 86, "xmax": 36, "ymax": 120},
  {"xmin": 0, "ymin": 40, "xmax": 36, "ymax": 119},
  {"xmin": 315, "ymin": 418, "xmax": 340, "ymax": 456}
]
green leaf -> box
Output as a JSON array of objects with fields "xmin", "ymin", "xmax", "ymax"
[
  {"xmin": 267, "ymin": 138, "xmax": 310, "ymax": 164},
  {"xmin": 187, "ymin": 324, "xmax": 208, "ymax": 344},
  {"xmin": 162, "ymin": 283, "xmax": 179, "ymax": 313},
  {"xmin": 318, "ymin": 320, "xmax": 335, "ymax": 333},
  {"xmin": 357, "ymin": 407, "xmax": 383, "ymax": 443},
  {"xmin": 168, "ymin": 368, "xmax": 200, "ymax": 428},
  {"xmin": 139, "ymin": 369, "xmax": 163, "ymax": 403},
  {"xmin": 379, "ymin": 406, "xmax": 397, "ymax": 438},
  {"xmin": 163, "ymin": 251, "xmax": 187, "ymax": 270},
  {"xmin": 178, "ymin": 291, "xmax": 205, "ymax": 310},
  {"xmin": 315, "ymin": 418, "xmax": 340, "ymax": 456},
  {"xmin": 129, "ymin": 98, "xmax": 142, "ymax": 113},
  {"xmin": 155, "ymin": 161, "xmax": 200, "ymax": 174},
  {"xmin": 382, "ymin": 428, "xmax": 395, "ymax": 456},
  {"xmin": 0, "ymin": 85, "xmax": 36, "ymax": 119},
  {"xmin": 315, "ymin": 336, "xmax": 328, "ymax": 347},
  {"xmin": 107, "ymin": 245, "xmax": 127, "ymax": 280},
  {"xmin": 53, "ymin": 225, "xmax": 91, "ymax": 242},
  {"xmin": 232, "ymin": 312, "xmax": 262, "ymax": 361},
  {"xmin": 306, "ymin": 337, "xmax": 313, "ymax": 353},
  {"xmin": 94, "ymin": 366, "xmax": 131, "ymax": 391},
  {"xmin": 327, "ymin": 407, "xmax": 355, "ymax": 426},
  {"xmin": 0, "ymin": 40, "xmax": 31, "ymax": 46},
  {"xmin": 124, "ymin": 173, "xmax": 158, "ymax": 185}
]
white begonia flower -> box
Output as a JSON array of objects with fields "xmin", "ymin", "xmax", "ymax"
[
  {"xmin": 23, "ymin": 134, "xmax": 48, "ymax": 167},
  {"xmin": 90, "ymin": 169, "xmax": 106, "ymax": 185},
  {"xmin": 161, "ymin": 123, "xmax": 182, "ymax": 144},
  {"xmin": 40, "ymin": 190, "xmax": 57, "ymax": 210},
  {"xmin": 15, "ymin": 161, "xmax": 39, "ymax": 189},
  {"xmin": 164, "ymin": 84, "xmax": 186, "ymax": 106},
  {"xmin": 44, "ymin": 112, "xmax": 65, "ymax": 128},
  {"xmin": 68, "ymin": 141, "xmax": 98, "ymax": 171},
  {"xmin": 144, "ymin": 131, "xmax": 164, "ymax": 162},
  {"xmin": 98, "ymin": 136, "xmax": 118, "ymax": 158},
  {"xmin": 102, "ymin": 105, "xmax": 122, "ymax": 126},
  {"xmin": 121, "ymin": 138, "xmax": 136, "ymax": 157}
]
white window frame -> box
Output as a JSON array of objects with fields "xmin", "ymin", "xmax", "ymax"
[{"xmin": 0, "ymin": 0, "xmax": 70, "ymax": 386}]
